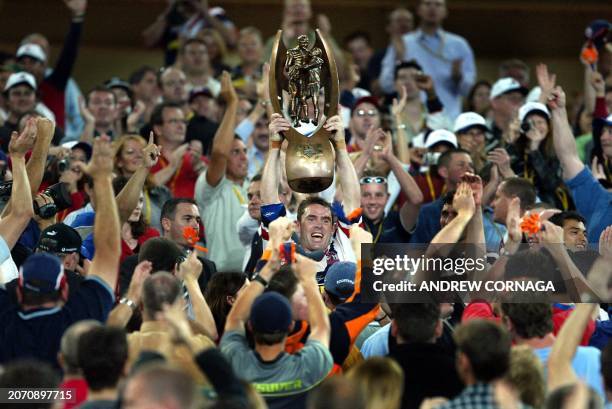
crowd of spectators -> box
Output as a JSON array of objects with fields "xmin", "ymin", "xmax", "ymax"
[{"xmin": 0, "ymin": 0, "xmax": 611, "ymax": 408}]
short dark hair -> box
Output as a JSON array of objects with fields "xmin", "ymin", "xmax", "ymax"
[
  {"xmin": 545, "ymin": 383, "xmax": 603, "ymax": 409},
  {"xmin": 142, "ymin": 272, "xmax": 182, "ymax": 316},
  {"xmin": 454, "ymin": 319, "xmax": 511, "ymax": 382},
  {"xmin": 296, "ymin": 196, "xmax": 333, "ymax": 223},
  {"xmin": 21, "ymin": 285, "xmax": 61, "ymax": 306},
  {"xmin": 394, "ymin": 60, "xmax": 423, "ymax": 80},
  {"xmin": 267, "ymin": 264, "xmax": 299, "ymax": 300},
  {"xmin": 500, "ymin": 178, "xmax": 537, "ymax": 211},
  {"xmin": 602, "ymin": 340, "xmax": 612, "ymax": 393},
  {"xmin": 504, "ymin": 249, "xmax": 558, "ymax": 284},
  {"xmin": 392, "ymin": 303, "xmax": 440, "ymax": 343},
  {"xmin": 86, "ymin": 85, "xmax": 116, "ymax": 105},
  {"xmin": 129, "ymin": 65, "xmax": 157, "ymax": 85},
  {"xmin": 160, "ymin": 198, "xmax": 197, "ymax": 227},
  {"xmin": 138, "ymin": 237, "xmax": 184, "ymax": 273},
  {"xmin": 252, "ymin": 331, "xmax": 287, "ymax": 346},
  {"xmin": 549, "ymin": 211, "xmax": 586, "ymax": 228},
  {"xmin": 437, "ymin": 148, "xmax": 472, "ymax": 169},
  {"xmin": 77, "ymin": 326, "xmax": 128, "ymax": 391},
  {"xmin": 150, "ymin": 101, "xmax": 184, "ymax": 127},
  {"xmin": 180, "ymin": 37, "xmax": 207, "ymax": 54},
  {"xmin": 0, "ymin": 360, "xmax": 59, "ymax": 409},
  {"xmin": 501, "ymin": 303, "xmax": 554, "ymax": 339},
  {"xmin": 343, "ymin": 31, "xmax": 371, "ymax": 47}
]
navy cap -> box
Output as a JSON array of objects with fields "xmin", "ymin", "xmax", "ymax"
[
  {"xmin": 324, "ymin": 261, "xmax": 356, "ymax": 301},
  {"xmin": 19, "ymin": 253, "xmax": 65, "ymax": 293},
  {"xmin": 36, "ymin": 223, "xmax": 82, "ymax": 255},
  {"xmin": 249, "ymin": 292, "xmax": 292, "ymax": 334}
]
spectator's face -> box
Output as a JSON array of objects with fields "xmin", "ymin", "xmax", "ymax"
[
  {"xmin": 440, "ymin": 202, "xmax": 457, "ymax": 228},
  {"xmin": 111, "ymin": 88, "xmax": 132, "ymax": 118},
  {"xmin": 132, "ymin": 71, "xmax": 159, "ymax": 101},
  {"xmin": 350, "ymin": 102, "xmax": 380, "ymax": 139},
  {"xmin": 394, "ymin": 67, "xmax": 420, "ymax": 99},
  {"xmin": 525, "ymin": 113, "xmax": 549, "ymax": 137},
  {"xmin": 190, "ymin": 94, "xmax": 218, "ymax": 120},
  {"xmin": 165, "ymin": 203, "xmax": 201, "ymax": 245},
  {"xmin": 117, "ymin": 139, "xmax": 145, "ymax": 176},
  {"xmin": 247, "ymin": 180, "xmax": 262, "ymax": 220},
  {"xmin": 238, "ymin": 33, "xmax": 263, "ymax": 65},
  {"xmin": 361, "ymin": 182, "xmax": 388, "ymax": 222},
  {"xmin": 457, "ymin": 127, "xmax": 486, "ymax": 153},
  {"xmin": 491, "ymin": 183, "xmax": 512, "ymax": 224},
  {"xmin": 417, "ymin": 0, "xmax": 447, "ymax": 26},
  {"xmin": 472, "ymin": 84, "xmax": 491, "ymax": 113},
  {"xmin": 388, "ymin": 9, "xmax": 414, "ymax": 35},
  {"xmin": 158, "ymin": 107, "xmax": 186, "ymax": 144},
  {"xmin": 601, "ymin": 125, "xmax": 612, "ymax": 158},
  {"xmin": 492, "ymin": 91, "xmax": 524, "ymax": 119},
  {"xmin": 439, "ymin": 152, "xmax": 473, "ymax": 185},
  {"xmin": 17, "ymin": 56, "xmax": 45, "ymax": 80},
  {"xmin": 562, "ymin": 219, "xmax": 587, "ymax": 252},
  {"xmin": 298, "ymin": 203, "xmax": 334, "ymax": 251},
  {"xmin": 88, "ymin": 90, "xmax": 117, "ymax": 127},
  {"xmin": 160, "ymin": 69, "xmax": 188, "ymax": 104},
  {"xmin": 129, "ymin": 194, "xmax": 145, "ymax": 222},
  {"xmin": 182, "ymin": 43, "xmax": 209, "ymax": 74},
  {"xmin": 226, "ymin": 138, "xmax": 248, "ymax": 180},
  {"xmin": 7, "ymin": 84, "xmax": 36, "ymax": 115},
  {"xmin": 285, "ymin": 0, "xmax": 312, "ymax": 23},
  {"xmin": 252, "ymin": 119, "xmax": 269, "ymax": 151},
  {"xmin": 347, "ymin": 37, "xmax": 373, "ymax": 68}
]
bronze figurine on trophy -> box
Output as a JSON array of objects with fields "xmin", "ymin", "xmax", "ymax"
[{"xmin": 269, "ymin": 29, "xmax": 339, "ymax": 193}]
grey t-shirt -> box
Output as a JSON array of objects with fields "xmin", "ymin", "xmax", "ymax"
[{"xmin": 220, "ymin": 330, "xmax": 333, "ymax": 409}]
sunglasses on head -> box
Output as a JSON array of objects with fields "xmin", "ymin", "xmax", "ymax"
[
  {"xmin": 360, "ymin": 176, "xmax": 387, "ymax": 185},
  {"xmin": 355, "ymin": 109, "xmax": 378, "ymax": 117}
]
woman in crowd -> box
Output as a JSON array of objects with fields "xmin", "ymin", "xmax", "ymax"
[{"xmin": 204, "ymin": 272, "xmax": 250, "ymax": 340}]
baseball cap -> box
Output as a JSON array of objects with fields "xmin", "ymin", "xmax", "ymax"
[
  {"xmin": 425, "ymin": 129, "xmax": 458, "ymax": 149},
  {"xmin": 490, "ymin": 77, "xmax": 528, "ymax": 100},
  {"xmin": 62, "ymin": 141, "xmax": 93, "ymax": 161},
  {"xmin": 324, "ymin": 261, "xmax": 356, "ymax": 301},
  {"xmin": 105, "ymin": 77, "xmax": 131, "ymax": 93},
  {"xmin": 4, "ymin": 72, "xmax": 37, "ymax": 92},
  {"xmin": 189, "ymin": 86, "xmax": 214, "ymax": 103},
  {"xmin": 19, "ymin": 253, "xmax": 65, "ymax": 293},
  {"xmin": 250, "ymin": 292, "xmax": 292, "ymax": 334},
  {"xmin": 352, "ymin": 96, "xmax": 380, "ymax": 114},
  {"xmin": 518, "ymin": 102, "xmax": 550, "ymax": 123},
  {"xmin": 36, "ymin": 223, "xmax": 83, "ymax": 255},
  {"xmin": 16, "ymin": 43, "xmax": 47, "ymax": 63},
  {"xmin": 453, "ymin": 112, "xmax": 488, "ymax": 134}
]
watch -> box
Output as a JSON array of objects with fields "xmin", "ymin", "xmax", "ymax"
[
  {"xmin": 119, "ymin": 297, "xmax": 137, "ymax": 311},
  {"xmin": 252, "ymin": 274, "xmax": 269, "ymax": 288}
]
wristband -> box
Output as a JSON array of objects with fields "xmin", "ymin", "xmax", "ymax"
[
  {"xmin": 119, "ymin": 297, "xmax": 137, "ymax": 312},
  {"xmin": 271, "ymin": 140, "xmax": 282, "ymax": 149},
  {"xmin": 252, "ymin": 274, "xmax": 269, "ymax": 287}
]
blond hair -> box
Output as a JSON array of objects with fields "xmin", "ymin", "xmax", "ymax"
[
  {"xmin": 506, "ymin": 345, "xmax": 546, "ymax": 409},
  {"xmin": 346, "ymin": 357, "xmax": 404, "ymax": 409},
  {"xmin": 113, "ymin": 134, "xmax": 147, "ymax": 174}
]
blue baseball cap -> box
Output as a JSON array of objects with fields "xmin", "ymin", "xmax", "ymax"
[
  {"xmin": 250, "ymin": 292, "xmax": 292, "ymax": 334},
  {"xmin": 19, "ymin": 253, "xmax": 65, "ymax": 293},
  {"xmin": 324, "ymin": 261, "xmax": 356, "ymax": 301}
]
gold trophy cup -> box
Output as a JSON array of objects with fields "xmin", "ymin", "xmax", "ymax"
[{"xmin": 269, "ymin": 29, "xmax": 339, "ymax": 193}]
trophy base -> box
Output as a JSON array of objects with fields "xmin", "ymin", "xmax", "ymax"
[{"xmin": 288, "ymin": 176, "xmax": 334, "ymax": 194}]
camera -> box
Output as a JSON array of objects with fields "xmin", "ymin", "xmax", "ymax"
[
  {"xmin": 520, "ymin": 120, "xmax": 534, "ymax": 134},
  {"xmin": 423, "ymin": 151, "xmax": 442, "ymax": 166},
  {"xmin": 34, "ymin": 182, "xmax": 73, "ymax": 219},
  {"xmin": 58, "ymin": 157, "xmax": 71, "ymax": 173}
]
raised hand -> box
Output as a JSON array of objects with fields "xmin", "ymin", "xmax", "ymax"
[
  {"xmin": 269, "ymin": 113, "xmax": 291, "ymax": 142},
  {"xmin": 391, "ymin": 85, "xmax": 408, "ymax": 117},
  {"xmin": 487, "ymin": 148, "xmax": 514, "ymax": 178},
  {"xmin": 268, "ymin": 216, "xmax": 294, "ymax": 247},
  {"xmin": 126, "ymin": 260, "xmax": 153, "ymax": 303},
  {"xmin": 79, "ymin": 96, "xmax": 95, "ymax": 124},
  {"xmin": 219, "ymin": 71, "xmax": 238, "ymax": 104},
  {"xmin": 323, "ymin": 115, "xmax": 346, "ymax": 144},
  {"xmin": 142, "ymin": 131, "xmax": 162, "ymax": 169},
  {"xmin": 599, "ymin": 226, "xmax": 612, "ymax": 260},
  {"xmin": 9, "ymin": 118, "xmax": 37, "ymax": 157},
  {"xmin": 293, "ymin": 253, "xmax": 319, "ymax": 283},
  {"xmin": 64, "ymin": 0, "xmax": 87, "ymax": 17},
  {"xmin": 536, "ymin": 63, "xmax": 556, "ymax": 103},
  {"xmin": 170, "ymin": 143, "xmax": 189, "ymax": 168},
  {"xmin": 526, "ymin": 125, "xmax": 546, "ymax": 151},
  {"xmin": 82, "ymin": 135, "xmax": 114, "ymax": 178},
  {"xmin": 548, "ymin": 86, "xmax": 566, "ymax": 111},
  {"xmin": 588, "ymin": 69, "xmax": 606, "ymax": 97},
  {"xmin": 257, "ymin": 63, "xmax": 271, "ymax": 102},
  {"xmin": 127, "ymin": 100, "xmax": 146, "ymax": 131},
  {"xmin": 453, "ymin": 182, "xmax": 476, "ymax": 219},
  {"xmin": 176, "ymin": 251, "xmax": 203, "ymax": 282},
  {"xmin": 461, "ymin": 173, "xmax": 483, "ymax": 207},
  {"xmin": 506, "ymin": 197, "xmax": 522, "ymax": 243}
]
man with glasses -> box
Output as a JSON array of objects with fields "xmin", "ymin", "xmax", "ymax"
[
  {"xmin": 150, "ymin": 101, "xmax": 205, "ymax": 198},
  {"xmin": 348, "ymin": 96, "xmax": 381, "ymax": 152},
  {"xmin": 159, "ymin": 67, "xmax": 190, "ymax": 109}
]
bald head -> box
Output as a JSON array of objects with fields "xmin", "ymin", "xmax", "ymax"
[{"xmin": 142, "ymin": 272, "xmax": 182, "ymax": 319}]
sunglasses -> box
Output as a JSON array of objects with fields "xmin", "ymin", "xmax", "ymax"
[
  {"xmin": 360, "ymin": 176, "xmax": 387, "ymax": 185},
  {"xmin": 355, "ymin": 109, "xmax": 378, "ymax": 118}
]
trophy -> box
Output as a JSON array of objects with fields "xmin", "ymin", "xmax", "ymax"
[{"xmin": 269, "ymin": 29, "xmax": 339, "ymax": 193}]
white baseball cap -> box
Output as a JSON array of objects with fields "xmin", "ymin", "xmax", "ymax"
[
  {"xmin": 16, "ymin": 43, "xmax": 47, "ymax": 63},
  {"xmin": 425, "ymin": 129, "xmax": 458, "ymax": 149},
  {"xmin": 490, "ymin": 77, "xmax": 528, "ymax": 100},
  {"xmin": 4, "ymin": 72, "xmax": 37, "ymax": 92},
  {"xmin": 518, "ymin": 102, "xmax": 550, "ymax": 123},
  {"xmin": 453, "ymin": 112, "xmax": 488, "ymax": 134}
]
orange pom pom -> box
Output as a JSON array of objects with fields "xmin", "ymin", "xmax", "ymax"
[
  {"xmin": 520, "ymin": 213, "xmax": 541, "ymax": 235},
  {"xmin": 581, "ymin": 45, "xmax": 599, "ymax": 65},
  {"xmin": 182, "ymin": 226, "xmax": 208, "ymax": 253}
]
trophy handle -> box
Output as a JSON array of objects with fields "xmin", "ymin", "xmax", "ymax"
[
  {"xmin": 314, "ymin": 29, "xmax": 339, "ymax": 119},
  {"xmin": 269, "ymin": 30, "xmax": 287, "ymax": 117}
]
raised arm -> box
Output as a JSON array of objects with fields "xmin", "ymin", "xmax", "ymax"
[
  {"xmin": 547, "ymin": 303, "xmax": 598, "ymax": 391},
  {"xmin": 0, "ymin": 120, "xmax": 36, "ymax": 249},
  {"xmin": 261, "ymin": 114, "xmax": 289, "ymax": 204},
  {"xmin": 325, "ymin": 115, "xmax": 360, "ymax": 211},
  {"xmin": 206, "ymin": 72, "xmax": 238, "ymax": 188},
  {"xmin": 84, "ymin": 136, "xmax": 121, "ymax": 289},
  {"xmin": 106, "ymin": 260, "xmax": 152, "ymax": 328},
  {"xmin": 294, "ymin": 253, "xmax": 331, "ymax": 347},
  {"xmin": 430, "ymin": 183, "xmax": 475, "ymax": 248},
  {"xmin": 115, "ymin": 133, "xmax": 160, "ymax": 223},
  {"xmin": 549, "ymin": 86, "xmax": 584, "ymax": 180}
]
